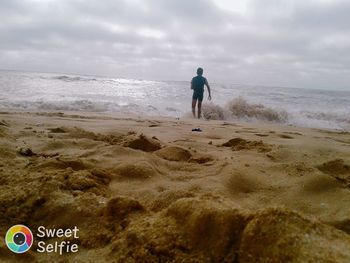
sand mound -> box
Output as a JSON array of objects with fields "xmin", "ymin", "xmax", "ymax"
[
  {"xmin": 103, "ymin": 199, "xmax": 249, "ymax": 262},
  {"xmin": 150, "ymin": 190, "xmax": 195, "ymax": 211},
  {"xmin": 62, "ymin": 169, "xmax": 111, "ymax": 196},
  {"xmin": 104, "ymin": 196, "xmax": 145, "ymax": 220},
  {"xmin": 239, "ymin": 208, "xmax": 350, "ymax": 263},
  {"xmin": 67, "ymin": 127, "xmax": 124, "ymax": 145},
  {"xmin": 67, "ymin": 127, "xmax": 100, "ymax": 140},
  {"xmin": 63, "ymin": 170, "xmax": 99, "ymax": 191},
  {"xmin": 0, "ymin": 163, "xmax": 114, "ymax": 251},
  {"xmin": 107, "ymin": 201, "xmax": 350, "ymax": 262},
  {"xmin": 89, "ymin": 168, "xmax": 112, "ymax": 185},
  {"xmin": 114, "ymin": 161, "xmax": 158, "ymax": 179},
  {"xmin": 123, "ymin": 134, "xmax": 161, "ymax": 152},
  {"xmin": 31, "ymin": 193, "xmax": 115, "ymax": 249},
  {"xmin": 0, "ymin": 168, "xmax": 110, "ymax": 228},
  {"xmin": 302, "ymin": 174, "xmax": 342, "ymax": 192},
  {"xmin": 165, "ymin": 199, "xmax": 249, "ymax": 262},
  {"xmin": 110, "ymin": 213, "xmax": 191, "ymax": 262},
  {"xmin": 226, "ymin": 173, "xmax": 262, "ymax": 194},
  {"xmin": 222, "ymin": 137, "xmax": 271, "ymax": 152},
  {"xmin": 68, "ymin": 128, "xmax": 161, "ymax": 149},
  {"xmin": 31, "ymin": 157, "xmax": 91, "ymax": 171},
  {"xmin": 317, "ymin": 159, "xmax": 350, "ymax": 185},
  {"xmin": 155, "ymin": 146, "xmax": 191, "ymax": 161},
  {"xmin": 95, "ymin": 132, "xmax": 124, "ymax": 145}
]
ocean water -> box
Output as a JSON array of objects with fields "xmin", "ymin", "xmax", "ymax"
[{"xmin": 0, "ymin": 70, "xmax": 349, "ymax": 131}]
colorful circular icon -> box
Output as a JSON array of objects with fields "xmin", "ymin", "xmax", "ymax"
[{"xmin": 5, "ymin": 225, "xmax": 33, "ymax": 253}]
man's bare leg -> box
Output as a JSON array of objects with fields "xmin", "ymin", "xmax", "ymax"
[
  {"xmin": 192, "ymin": 99, "xmax": 197, "ymax": 118},
  {"xmin": 197, "ymin": 100, "xmax": 202, "ymax": 119}
]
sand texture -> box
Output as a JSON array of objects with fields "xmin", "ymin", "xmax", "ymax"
[{"xmin": 0, "ymin": 111, "xmax": 349, "ymax": 262}]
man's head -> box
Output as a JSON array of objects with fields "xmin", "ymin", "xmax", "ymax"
[{"xmin": 197, "ymin": 67, "xmax": 203, "ymax": 76}]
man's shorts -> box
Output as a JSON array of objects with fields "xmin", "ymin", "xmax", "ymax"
[{"xmin": 192, "ymin": 91, "xmax": 204, "ymax": 102}]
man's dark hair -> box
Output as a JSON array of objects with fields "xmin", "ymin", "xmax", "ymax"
[{"xmin": 197, "ymin": 67, "xmax": 203, "ymax": 75}]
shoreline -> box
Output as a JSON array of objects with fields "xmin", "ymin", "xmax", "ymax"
[
  {"xmin": 0, "ymin": 111, "xmax": 349, "ymax": 262},
  {"xmin": 0, "ymin": 108, "xmax": 348, "ymax": 133}
]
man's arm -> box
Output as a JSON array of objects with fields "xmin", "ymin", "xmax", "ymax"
[
  {"xmin": 205, "ymin": 79, "xmax": 211, "ymax": 100},
  {"xmin": 191, "ymin": 79, "xmax": 194, "ymax": 90}
]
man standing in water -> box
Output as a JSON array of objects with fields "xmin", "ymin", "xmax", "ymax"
[{"xmin": 191, "ymin": 67, "xmax": 211, "ymax": 119}]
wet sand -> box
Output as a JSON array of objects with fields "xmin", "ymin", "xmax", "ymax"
[{"xmin": 0, "ymin": 111, "xmax": 349, "ymax": 262}]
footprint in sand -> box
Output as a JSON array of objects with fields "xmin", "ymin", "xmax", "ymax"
[
  {"xmin": 221, "ymin": 137, "xmax": 272, "ymax": 152},
  {"xmin": 123, "ymin": 134, "xmax": 161, "ymax": 152},
  {"xmin": 278, "ymin": 134, "xmax": 294, "ymax": 139},
  {"xmin": 155, "ymin": 146, "xmax": 214, "ymax": 164},
  {"xmin": 255, "ymin": 133, "xmax": 269, "ymax": 137},
  {"xmin": 0, "ymin": 120, "xmax": 10, "ymax": 126}
]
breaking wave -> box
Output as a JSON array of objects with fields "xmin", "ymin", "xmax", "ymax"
[
  {"xmin": 202, "ymin": 97, "xmax": 288, "ymax": 123},
  {"xmin": 226, "ymin": 97, "xmax": 288, "ymax": 122},
  {"xmin": 202, "ymin": 103, "xmax": 225, "ymax": 120}
]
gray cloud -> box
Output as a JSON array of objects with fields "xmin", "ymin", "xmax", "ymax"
[{"xmin": 0, "ymin": 0, "xmax": 350, "ymax": 90}]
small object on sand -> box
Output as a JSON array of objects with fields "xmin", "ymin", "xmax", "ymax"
[
  {"xmin": 192, "ymin": 128, "xmax": 202, "ymax": 132},
  {"xmin": 18, "ymin": 147, "xmax": 36, "ymax": 157}
]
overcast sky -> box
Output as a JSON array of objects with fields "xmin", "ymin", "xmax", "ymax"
[{"xmin": 1, "ymin": 0, "xmax": 350, "ymax": 90}]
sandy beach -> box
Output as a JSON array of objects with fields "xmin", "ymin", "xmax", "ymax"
[{"xmin": 0, "ymin": 111, "xmax": 349, "ymax": 262}]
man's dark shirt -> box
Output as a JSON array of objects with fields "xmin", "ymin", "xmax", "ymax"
[{"xmin": 191, "ymin": 75, "xmax": 206, "ymax": 93}]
